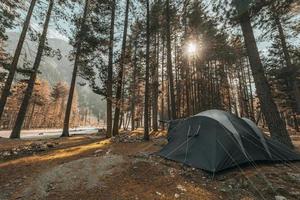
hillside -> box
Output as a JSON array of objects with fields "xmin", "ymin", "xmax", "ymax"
[
  {"xmin": 5, "ymin": 32, "xmax": 72, "ymax": 83},
  {"xmin": 3, "ymin": 32, "xmax": 105, "ymax": 118}
]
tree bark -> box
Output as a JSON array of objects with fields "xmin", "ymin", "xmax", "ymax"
[
  {"xmin": 246, "ymin": 60, "xmax": 255, "ymax": 121},
  {"xmin": 106, "ymin": 0, "xmax": 116, "ymax": 138},
  {"xmin": 152, "ymin": 33, "xmax": 159, "ymax": 132},
  {"xmin": 131, "ymin": 40, "xmax": 138, "ymax": 131},
  {"xmin": 10, "ymin": 0, "xmax": 54, "ymax": 139},
  {"xmin": 185, "ymin": 61, "xmax": 190, "ymax": 116},
  {"xmin": 144, "ymin": 0, "xmax": 150, "ymax": 140},
  {"xmin": 61, "ymin": 0, "xmax": 89, "ymax": 137},
  {"xmin": 0, "ymin": 0, "xmax": 37, "ymax": 120},
  {"xmin": 238, "ymin": 11, "xmax": 293, "ymax": 148},
  {"xmin": 165, "ymin": 0, "xmax": 176, "ymax": 119},
  {"xmin": 112, "ymin": 0, "xmax": 130, "ymax": 136},
  {"xmin": 160, "ymin": 39, "xmax": 165, "ymax": 130}
]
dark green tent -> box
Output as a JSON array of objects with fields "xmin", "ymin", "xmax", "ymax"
[{"xmin": 158, "ymin": 110, "xmax": 300, "ymax": 173}]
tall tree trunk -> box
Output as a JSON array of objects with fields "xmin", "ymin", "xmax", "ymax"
[
  {"xmin": 10, "ymin": 0, "xmax": 53, "ymax": 139},
  {"xmin": 238, "ymin": 11, "xmax": 293, "ymax": 148},
  {"xmin": 131, "ymin": 40, "xmax": 138, "ymax": 131},
  {"xmin": 106, "ymin": 0, "xmax": 116, "ymax": 138},
  {"xmin": 61, "ymin": 0, "xmax": 89, "ymax": 137},
  {"xmin": 237, "ymin": 63, "xmax": 245, "ymax": 117},
  {"xmin": 152, "ymin": 33, "xmax": 159, "ymax": 132},
  {"xmin": 185, "ymin": 61, "xmax": 190, "ymax": 116},
  {"xmin": 0, "ymin": 0, "xmax": 37, "ymax": 120},
  {"xmin": 246, "ymin": 60, "xmax": 255, "ymax": 121},
  {"xmin": 165, "ymin": 0, "xmax": 176, "ymax": 119},
  {"xmin": 119, "ymin": 78, "xmax": 126, "ymax": 130},
  {"xmin": 225, "ymin": 65, "xmax": 232, "ymax": 112},
  {"xmin": 144, "ymin": 0, "xmax": 150, "ymax": 140},
  {"xmin": 167, "ymin": 81, "xmax": 171, "ymax": 119},
  {"xmin": 160, "ymin": 39, "xmax": 165, "ymax": 130},
  {"xmin": 112, "ymin": 0, "xmax": 130, "ymax": 136},
  {"xmin": 274, "ymin": 14, "xmax": 300, "ymax": 113}
]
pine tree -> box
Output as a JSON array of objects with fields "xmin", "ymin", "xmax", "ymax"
[
  {"xmin": 0, "ymin": 0, "xmax": 18, "ymax": 41},
  {"xmin": 144, "ymin": 0, "xmax": 150, "ymax": 140},
  {"xmin": 233, "ymin": 0, "xmax": 293, "ymax": 147},
  {"xmin": 112, "ymin": 0, "xmax": 130, "ymax": 136},
  {"xmin": 62, "ymin": 0, "xmax": 90, "ymax": 137},
  {"xmin": 165, "ymin": 0, "xmax": 176, "ymax": 119},
  {"xmin": 10, "ymin": 0, "xmax": 54, "ymax": 138},
  {"xmin": 106, "ymin": 0, "xmax": 116, "ymax": 138},
  {"xmin": 0, "ymin": 0, "xmax": 37, "ymax": 120}
]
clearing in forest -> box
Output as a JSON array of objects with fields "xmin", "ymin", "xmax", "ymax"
[{"xmin": 0, "ymin": 130, "xmax": 300, "ymax": 200}]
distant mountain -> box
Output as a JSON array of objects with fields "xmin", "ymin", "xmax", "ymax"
[
  {"xmin": 3, "ymin": 32, "xmax": 106, "ymax": 117},
  {"xmin": 4, "ymin": 32, "xmax": 73, "ymax": 84}
]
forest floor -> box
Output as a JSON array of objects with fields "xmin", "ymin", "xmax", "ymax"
[{"xmin": 0, "ymin": 130, "xmax": 300, "ymax": 200}]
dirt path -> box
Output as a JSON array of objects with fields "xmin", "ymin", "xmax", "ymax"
[{"xmin": 1, "ymin": 133, "xmax": 300, "ymax": 200}]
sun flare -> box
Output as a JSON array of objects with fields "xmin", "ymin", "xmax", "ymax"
[{"xmin": 186, "ymin": 42, "xmax": 197, "ymax": 55}]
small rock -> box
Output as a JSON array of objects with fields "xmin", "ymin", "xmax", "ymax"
[
  {"xmin": 94, "ymin": 149, "xmax": 103, "ymax": 154},
  {"xmin": 275, "ymin": 195, "xmax": 287, "ymax": 200},
  {"xmin": 12, "ymin": 151, "xmax": 18, "ymax": 155},
  {"xmin": 168, "ymin": 168, "xmax": 176, "ymax": 178},
  {"xmin": 155, "ymin": 191, "xmax": 162, "ymax": 196},
  {"xmin": 290, "ymin": 191, "xmax": 300, "ymax": 197},
  {"xmin": 46, "ymin": 143, "xmax": 55, "ymax": 148},
  {"xmin": 40, "ymin": 144, "xmax": 48, "ymax": 151},
  {"xmin": 177, "ymin": 184, "xmax": 187, "ymax": 192},
  {"xmin": 2, "ymin": 151, "xmax": 11, "ymax": 156},
  {"xmin": 287, "ymin": 173, "xmax": 300, "ymax": 183},
  {"xmin": 46, "ymin": 183, "xmax": 55, "ymax": 192},
  {"xmin": 174, "ymin": 193, "xmax": 180, "ymax": 198},
  {"xmin": 15, "ymin": 195, "xmax": 24, "ymax": 199}
]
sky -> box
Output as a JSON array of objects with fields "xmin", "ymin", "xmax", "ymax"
[
  {"xmin": 31, "ymin": 22, "xmax": 69, "ymax": 41},
  {"xmin": 9, "ymin": 0, "xmax": 76, "ymax": 42},
  {"xmin": 7, "ymin": 0, "xmax": 300, "ymax": 56}
]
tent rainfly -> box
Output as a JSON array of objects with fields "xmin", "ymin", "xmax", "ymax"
[{"xmin": 158, "ymin": 110, "xmax": 300, "ymax": 173}]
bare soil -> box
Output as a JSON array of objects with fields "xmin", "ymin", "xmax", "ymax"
[{"xmin": 0, "ymin": 130, "xmax": 300, "ymax": 200}]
